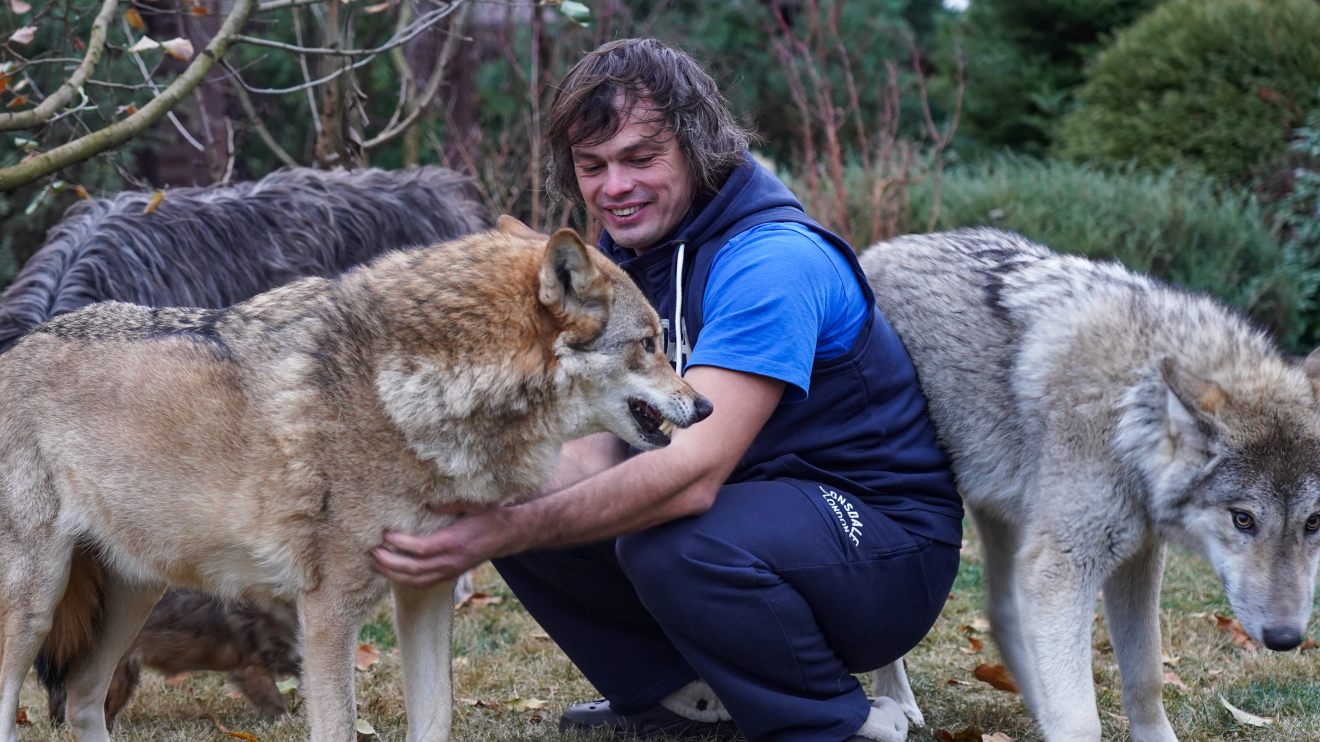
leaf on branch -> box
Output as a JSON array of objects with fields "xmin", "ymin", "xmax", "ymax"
[
  {"xmin": 9, "ymin": 0, "xmax": 30, "ymax": 13},
  {"xmin": 115, "ymin": 104, "xmax": 138, "ymax": 116},
  {"xmin": 971, "ymin": 663, "xmax": 1019, "ymax": 693},
  {"xmin": 8, "ymin": 26, "xmax": 36, "ymax": 44},
  {"xmin": 126, "ymin": 7, "xmax": 147, "ymax": 30},
  {"xmin": 160, "ymin": 38, "xmax": 194, "ymax": 60},
  {"xmin": 1219, "ymin": 696, "xmax": 1273, "ymax": 727},
  {"xmin": 6, "ymin": 95, "xmax": 26, "ymax": 108},
  {"xmin": 191, "ymin": 5, "xmax": 208, "ymax": 14},
  {"xmin": 74, "ymin": 35, "xmax": 84, "ymax": 51},
  {"xmin": 556, "ymin": 0, "xmax": 590, "ymax": 26},
  {"xmin": 13, "ymin": 137, "xmax": 38, "ymax": 150},
  {"xmin": 142, "ymin": 191, "xmax": 165, "ymax": 214},
  {"xmin": 363, "ymin": 1, "xmax": 390, "ymax": 13},
  {"xmin": 127, "ymin": 36, "xmax": 160, "ymax": 53},
  {"xmin": 75, "ymin": 185, "xmax": 90, "ymax": 199}
]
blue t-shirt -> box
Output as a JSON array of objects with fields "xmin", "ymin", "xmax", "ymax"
[{"xmin": 686, "ymin": 222, "xmax": 869, "ymax": 402}]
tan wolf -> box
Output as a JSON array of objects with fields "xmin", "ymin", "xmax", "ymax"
[
  {"xmin": 0, "ymin": 216, "xmax": 711, "ymax": 742},
  {"xmin": 861, "ymin": 228, "xmax": 1320, "ymax": 742}
]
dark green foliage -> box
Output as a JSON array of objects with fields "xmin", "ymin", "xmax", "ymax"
[
  {"xmin": 954, "ymin": 0, "xmax": 1159, "ymax": 153},
  {"xmin": 1057, "ymin": 0, "xmax": 1320, "ymax": 183},
  {"xmin": 896, "ymin": 158, "xmax": 1309, "ymax": 347},
  {"xmin": 1268, "ymin": 107, "xmax": 1320, "ymax": 351}
]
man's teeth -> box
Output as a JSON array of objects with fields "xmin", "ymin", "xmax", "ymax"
[
  {"xmin": 611, "ymin": 206, "xmax": 639, "ymax": 217},
  {"xmin": 658, "ymin": 419, "xmax": 674, "ymax": 436}
]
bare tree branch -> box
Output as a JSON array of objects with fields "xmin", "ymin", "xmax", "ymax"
[
  {"xmin": 228, "ymin": 66, "xmax": 300, "ymax": 168},
  {"xmin": 0, "ymin": 0, "xmax": 117, "ymax": 132},
  {"xmin": 0, "ymin": 0, "xmax": 259, "ymax": 191},
  {"xmin": 256, "ymin": 0, "xmax": 325, "ymax": 13},
  {"xmin": 233, "ymin": 3, "xmax": 456, "ymax": 57}
]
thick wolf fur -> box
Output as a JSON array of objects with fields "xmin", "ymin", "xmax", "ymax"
[
  {"xmin": 860, "ymin": 228, "xmax": 1320, "ymax": 742},
  {"xmin": 7, "ymin": 166, "xmax": 487, "ymax": 725},
  {"xmin": 0, "ymin": 217, "xmax": 710, "ymax": 742}
]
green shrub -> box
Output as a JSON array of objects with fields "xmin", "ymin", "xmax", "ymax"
[
  {"xmin": 1056, "ymin": 0, "xmax": 1320, "ymax": 183},
  {"xmin": 880, "ymin": 158, "xmax": 1306, "ymax": 348}
]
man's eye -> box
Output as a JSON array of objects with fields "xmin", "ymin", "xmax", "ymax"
[
  {"xmin": 632, "ymin": 156, "xmax": 655, "ymax": 165},
  {"xmin": 641, "ymin": 337, "xmax": 656, "ymax": 353}
]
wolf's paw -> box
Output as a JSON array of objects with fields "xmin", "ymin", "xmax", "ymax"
[
  {"xmin": 889, "ymin": 694, "xmax": 924, "ymax": 727},
  {"xmin": 854, "ymin": 697, "xmax": 909, "ymax": 742}
]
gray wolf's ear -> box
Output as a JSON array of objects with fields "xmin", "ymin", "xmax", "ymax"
[
  {"xmin": 539, "ymin": 229, "xmax": 613, "ymax": 342},
  {"xmin": 1302, "ymin": 347, "xmax": 1320, "ymax": 398},
  {"xmin": 497, "ymin": 215, "xmax": 542, "ymax": 238},
  {"xmin": 1161, "ymin": 357, "xmax": 1223, "ymax": 452}
]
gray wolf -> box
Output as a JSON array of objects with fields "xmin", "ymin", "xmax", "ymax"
[
  {"xmin": 860, "ymin": 228, "xmax": 1320, "ymax": 742},
  {"xmin": 7, "ymin": 166, "xmax": 486, "ymax": 725},
  {"xmin": 0, "ymin": 166, "xmax": 486, "ymax": 352},
  {"xmin": 0, "ymin": 216, "xmax": 711, "ymax": 742},
  {"xmin": 44, "ymin": 590, "xmax": 301, "ymax": 725}
]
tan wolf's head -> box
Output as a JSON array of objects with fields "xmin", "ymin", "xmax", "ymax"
[
  {"xmin": 1150, "ymin": 354, "xmax": 1320, "ymax": 651},
  {"xmin": 507, "ymin": 216, "xmax": 713, "ymax": 449}
]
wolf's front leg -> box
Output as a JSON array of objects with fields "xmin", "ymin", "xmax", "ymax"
[
  {"xmin": 1017, "ymin": 535, "xmax": 1104, "ymax": 742},
  {"xmin": 64, "ymin": 574, "xmax": 164, "ymax": 742},
  {"xmin": 391, "ymin": 580, "xmax": 457, "ymax": 742},
  {"xmin": 870, "ymin": 660, "xmax": 923, "ymax": 727},
  {"xmin": 301, "ymin": 590, "xmax": 367, "ymax": 742},
  {"xmin": 1103, "ymin": 542, "xmax": 1177, "ymax": 742}
]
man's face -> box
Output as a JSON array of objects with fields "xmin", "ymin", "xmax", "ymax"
[{"xmin": 572, "ymin": 107, "xmax": 696, "ymax": 253}]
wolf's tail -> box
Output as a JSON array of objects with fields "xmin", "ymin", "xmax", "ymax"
[{"xmin": 35, "ymin": 546, "xmax": 107, "ymax": 726}]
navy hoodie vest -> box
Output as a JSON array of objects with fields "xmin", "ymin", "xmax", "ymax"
[{"xmin": 600, "ymin": 154, "xmax": 963, "ymax": 545}]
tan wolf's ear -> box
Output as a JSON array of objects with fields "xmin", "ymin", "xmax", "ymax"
[
  {"xmin": 1161, "ymin": 357, "xmax": 1225, "ymax": 453},
  {"xmin": 539, "ymin": 228, "xmax": 613, "ymax": 342},
  {"xmin": 497, "ymin": 215, "xmax": 542, "ymax": 238},
  {"xmin": 1301, "ymin": 347, "xmax": 1320, "ymax": 398}
]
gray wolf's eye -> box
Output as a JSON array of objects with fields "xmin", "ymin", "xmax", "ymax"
[
  {"xmin": 1307, "ymin": 513, "xmax": 1320, "ymax": 532},
  {"xmin": 642, "ymin": 337, "xmax": 656, "ymax": 354},
  {"xmin": 1232, "ymin": 510, "xmax": 1255, "ymax": 531}
]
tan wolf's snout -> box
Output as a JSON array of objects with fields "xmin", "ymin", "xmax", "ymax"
[{"xmin": 526, "ymin": 218, "xmax": 713, "ymax": 450}]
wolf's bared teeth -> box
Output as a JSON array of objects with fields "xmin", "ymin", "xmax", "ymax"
[{"xmin": 659, "ymin": 419, "xmax": 674, "ymax": 436}]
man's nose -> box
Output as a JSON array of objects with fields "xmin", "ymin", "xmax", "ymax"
[{"xmin": 602, "ymin": 164, "xmax": 633, "ymax": 198}]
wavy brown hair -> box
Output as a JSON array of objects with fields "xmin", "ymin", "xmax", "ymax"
[{"xmin": 545, "ymin": 38, "xmax": 753, "ymax": 205}]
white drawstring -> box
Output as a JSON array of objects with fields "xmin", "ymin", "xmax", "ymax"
[{"xmin": 674, "ymin": 241, "xmax": 686, "ymax": 376}]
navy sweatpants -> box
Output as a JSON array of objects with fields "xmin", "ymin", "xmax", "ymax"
[{"xmin": 492, "ymin": 479, "xmax": 959, "ymax": 742}]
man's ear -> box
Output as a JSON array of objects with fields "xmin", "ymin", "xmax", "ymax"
[
  {"xmin": 539, "ymin": 229, "xmax": 613, "ymax": 343},
  {"xmin": 497, "ymin": 214, "xmax": 542, "ymax": 238},
  {"xmin": 1160, "ymin": 357, "xmax": 1224, "ymax": 454}
]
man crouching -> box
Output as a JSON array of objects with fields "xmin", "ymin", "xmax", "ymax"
[{"xmin": 373, "ymin": 38, "xmax": 963, "ymax": 742}]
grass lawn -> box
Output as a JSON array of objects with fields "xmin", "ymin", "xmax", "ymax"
[{"xmin": 13, "ymin": 525, "xmax": 1320, "ymax": 742}]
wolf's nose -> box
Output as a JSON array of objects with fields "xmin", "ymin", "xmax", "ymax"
[
  {"xmin": 692, "ymin": 395, "xmax": 714, "ymax": 423},
  {"xmin": 1261, "ymin": 626, "xmax": 1303, "ymax": 651}
]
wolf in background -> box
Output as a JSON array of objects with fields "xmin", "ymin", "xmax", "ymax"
[
  {"xmin": 3, "ymin": 167, "xmax": 489, "ymax": 725},
  {"xmin": 860, "ymin": 228, "xmax": 1320, "ymax": 742},
  {"xmin": 0, "ymin": 217, "xmax": 710, "ymax": 742}
]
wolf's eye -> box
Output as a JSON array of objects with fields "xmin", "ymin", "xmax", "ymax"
[
  {"xmin": 1232, "ymin": 510, "xmax": 1255, "ymax": 531},
  {"xmin": 1307, "ymin": 514, "xmax": 1320, "ymax": 532},
  {"xmin": 641, "ymin": 337, "xmax": 656, "ymax": 354}
]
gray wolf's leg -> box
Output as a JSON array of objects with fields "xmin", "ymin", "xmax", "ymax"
[
  {"xmin": 1103, "ymin": 543, "xmax": 1177, "ymax": 742},
  {"xmin": 301, "ymin": 589, "xmax": 367, "ymax": 742},
  {"xmin": 1017, "ymin": 532, "xmax": 1104, "ymax": 742},
  {"xmin": 0, "ymin": 540, "xmax": 74, "ymax": 742},
  {"xmin": 969, "ymin": 507, "xmax": 1041, "ymax": 716},
  {"xmin": 392, "ymin": 580, "xmax": 456, "ymax": 742},
  {"xmin": 64, "ymin": 573, "xmax": 164, "ymax": 742},
  {"xmin": 870, "ymin": 660, "xmax": 923, "ymax": 726}
]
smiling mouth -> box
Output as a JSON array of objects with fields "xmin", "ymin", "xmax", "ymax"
[
  {"xmin": 629, "ymin": 398, "xmax": 675, "ymax": 445},
  {"xmin": 609, "ymin": 205, "xmax": 641, "ymax": 217}
]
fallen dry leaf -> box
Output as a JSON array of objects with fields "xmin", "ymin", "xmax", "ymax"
[
  {"xmin": 276, "ymin": 677, "xmax": 298, "ymax": 694},
  {"xmin": 460, "ymin": 592, "xmax": 503, "ymax": 608},
  {"xmin": 457, "ymin": 698, "xmax": 501, "ymax": 710},
  {"xmin": 960, "ymin": 635, "xmax": 984, "ymax": 655},
  {"xmin": 972, "ymin": 663, "xmax": 1020, "ymax": 694},
  {"xmin": 936, "ymin": 726, "xmax": 984, "ymax": 741},
  {"xmin": 1297, "ymin": 637, "xmax": 1318, "ymax": 652},
  {"xmin": 355, "ymin": 644, "xmax": 381, "ymax": 671},
  {"xmin": 164, "ymin": 673, "xmax": 189, "ymax": 686},
  {"xmin": 982, "ymin": 734, "xmax": 1015, "ymax": 742},
  {"xmin": 125, "ymin": 7, "xmax": 146, "ymax": 29},
  {"xmin": 10, "ymin": 0, "xmax": 30, "ymax": 13},
  {"xmin": 15, "ymin": 707, "xmax": 29, "ymax": 726},
  {"xmin": 355, "ymin": 718, "xmax": 375, "ymax": 736},
  {"xmin": 529, "ymin": 628, "xmax": 551, "ymax": 640},
  {"xmin": 8, "ymin": 26, "xmax": 36, "ymax": 44},
  {"xmin": 1215, "ymin": 615, "xmax": 1260, "ymax": 652},
  {"xmin": 199, "ymin": 712, "xmax": 232, "ymax": 734},
  {"xmin": 971, "ymin": 617, "xmax": 990, "ymax": 632},
  {"xmin": 159, "ymin": 37, "xmax": 194, "ymax": 60},
  {"xmin": 505, "ymin": 698, "xmax": 547, "ymax": 711},
  {"xmin": 227, "ymin": 734, "xmax": 260, "ymax": 742},
  {"xmin": 1162, "ymin": 672, "xmax": 1189, "ymax": 692},
  {"xmin": 1219, "ymin": 696, "xmax": 1273, "ymax": 727},
  {"xmin": 226, "ymin": 690, "xmax": 244, "ymax": 699},
  {"xmin": 529, "ymin": 709, "xmax": 549, "ymax": 724},
  {"xmin": 1161, "ymin": 651, "xmax": 1179, "ymax": 667},
  {"xmin": 142, "ymin": 190, "xmax": 165, "ymax": 214},
  {"xmin": 945, "ymin": 678, "xmax": 974, "ymax": 686},
  {"xmin": 452, "ymin": 656, "xmax": 470, "ymax": 668}
]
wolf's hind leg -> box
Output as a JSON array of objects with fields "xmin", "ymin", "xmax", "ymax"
[
  {"xmin": 63, "ymin": 574, "xmax": 164, "ymax": 742},
  {"xmin": 870, "ymin": 660, "xmax": 923, "ymax": 727},
  {"xmin": 0, "ymin": 540, "xmax": 75, "ymax": 742},
  {"xmin": 391, "ymin": 580, "xmax": 456, "ymax": 742},
  {"xmin": 1103, "ymin": 542, "xmax": 1177, "ymax": 742},
  {"xmin": 969, "ymin": 507, "xmax": 1041, "ymax": 716}
]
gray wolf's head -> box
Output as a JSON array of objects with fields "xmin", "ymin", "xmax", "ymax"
[
  {"xmin": 522, "ymin": 217, "xmax": 713, "ymax": 449},
  {"xmin": 1145, "ymin": 355, "xmax": 1320, "ymax": 650}
]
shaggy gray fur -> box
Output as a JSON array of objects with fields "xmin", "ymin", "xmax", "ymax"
[{"xmin": 0, "ymin": 167, "xmax": 488, "ymax": 352}]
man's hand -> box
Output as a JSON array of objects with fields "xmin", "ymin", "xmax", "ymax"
[{"xmin": 372, "ymin": 365, "xmax": 785, "ymax": 588}]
